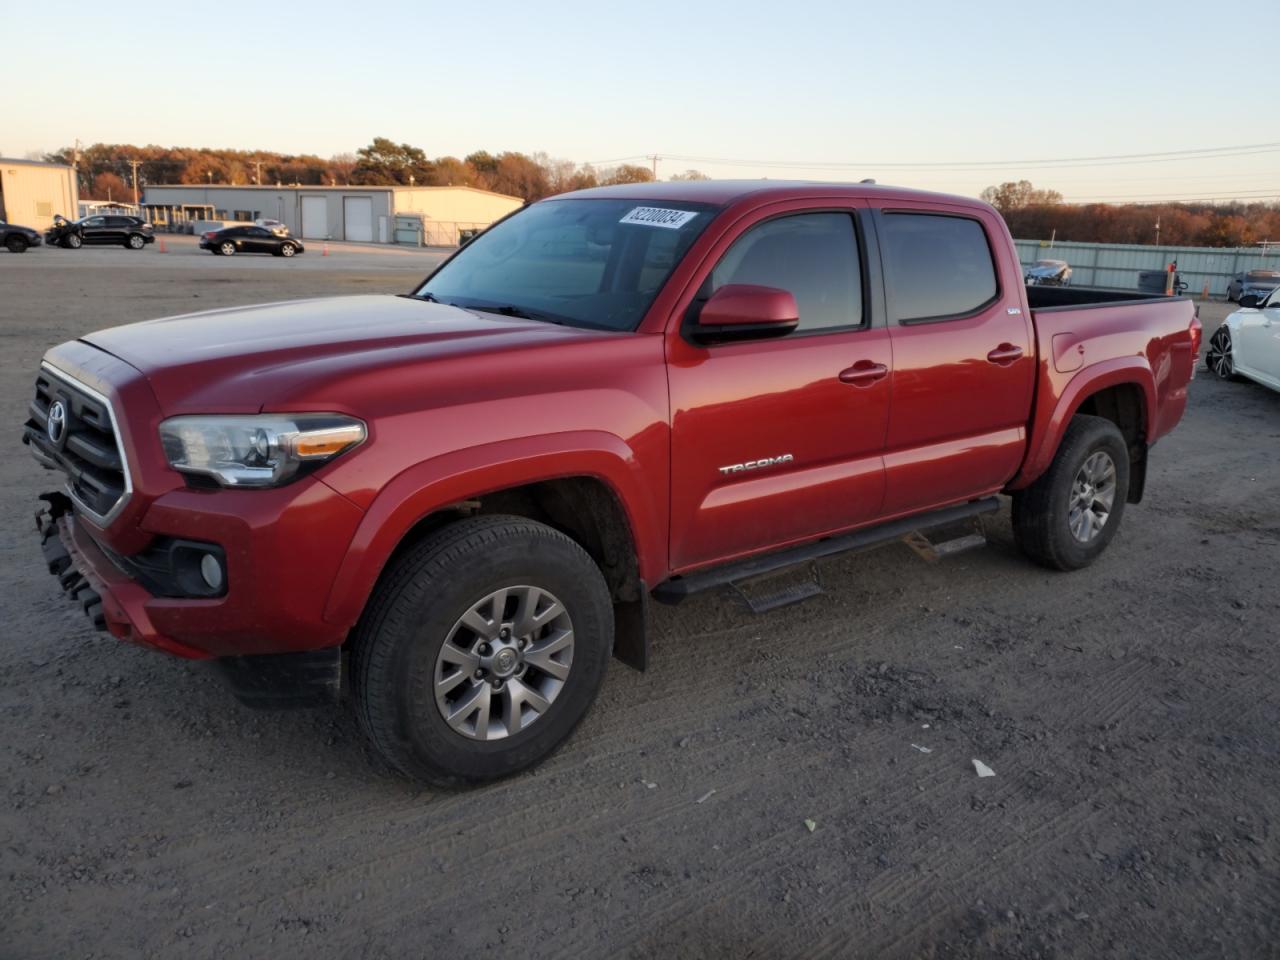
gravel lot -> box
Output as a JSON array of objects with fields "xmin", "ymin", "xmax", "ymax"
[{"xmin": 2, "ymin": 240, "xmax": 1277, "ymax": 959}]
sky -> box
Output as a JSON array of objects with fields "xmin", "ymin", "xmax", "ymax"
[{"xmin": 3, "ymin": 0, "xmax": 1276, "ymax": 204}]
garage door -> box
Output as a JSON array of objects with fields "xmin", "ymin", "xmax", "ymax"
[
  {"xmin": 301, "ymin": 195, "xmax": 328, "ymax": 239},
  {"xmin": 343, "ymin": 196, "xmax": 373, "ymax": 243}
]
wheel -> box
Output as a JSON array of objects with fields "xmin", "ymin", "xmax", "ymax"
[
  {"xmin": 218, "ymin": 241, "xmax": 236, "ymax": 256},
  {"xmin": 350, "ymin": 515, "xmax": 614, "ymax": 785},
  {"xmin": 280, "ymin": 242, "xmax": 296, "ymax": 257},
  {"xmin": 65, "ymin": 232, "xmax": 82, "ymax": 249},
  {"xmin": 1012, "ymin": 414, "xmax": 1130, "ymax": 571},
  {"xmin": 126, "ymin": 233, "xmax": 146, "ymax": 249},
  {"xmin": 5, "ymin": 236, "xmax": 28, "ymax": 253},
  {"xmin": 1205, "ymin": 326, "xmax": 1237, "ymax": 380}
]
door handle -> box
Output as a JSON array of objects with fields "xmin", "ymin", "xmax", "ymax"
[
  {"xmin": 838, "ymin": 360, "xmax": 888, "ymax": 386},
  {"xmin": 987, "ymin": 343, "xmax": 1024, "ymax": 365}
]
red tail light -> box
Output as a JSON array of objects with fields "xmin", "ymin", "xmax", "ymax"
[
  {"xmin": 203, "ymin": 232, "xmax": 216, "ymax": 240},
  {"xmin": 1189, "ymin": 314, "xmax": 1202, "ymax": 359}
]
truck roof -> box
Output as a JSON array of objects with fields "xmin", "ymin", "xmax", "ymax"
[{"xmin": 557, "ymin": 179, "xmax": 989, "ymax": 210}]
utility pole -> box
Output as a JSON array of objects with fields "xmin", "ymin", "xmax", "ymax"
[
  {"xmin": 127, "ymin": 158, "xmax": 142, "ymax": 205},
  {"xmin": 253, "ymin": 160, "xmax": 263, "ymax": 185},
  {"xmin": 1155, "ymin": 215, "xmax": 1160, "ymax": 247},
  {"xmin": 647, "ymin": 154, "xmax": 660, "ymax": 179}
]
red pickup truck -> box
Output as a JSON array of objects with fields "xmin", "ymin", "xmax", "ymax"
[{"xmin": 24, "ymin": 181, "xmax": 1200, "ymax": 784}]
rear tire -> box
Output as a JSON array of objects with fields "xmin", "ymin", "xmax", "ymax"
[
  {"xmin": 1013, "ymin": 415, "xmax": 1130, "ymax": 571},
  {"xmin": 218, "ymin": 241, "xmax": 236, "ymax": 256},
  {"xmin": 350, "ymin": 515, "xmax": 614, "ymax": 785},
  {"xmin": 5, "ymin": 236, "xmax": 27, "ymax": 253}
]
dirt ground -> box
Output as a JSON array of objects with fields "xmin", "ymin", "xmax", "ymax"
[{"xmin": 1, "ymin": 240, "xmax": 1277, "ymax": 959}]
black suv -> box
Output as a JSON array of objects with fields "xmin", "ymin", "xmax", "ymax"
[
  {"xmin": 1, "ymin": 220, "xmax": 43, "ymax": 253},
  {"xmin": 46, "ymin": 215, "xmax": 155, "ymax": 250}
]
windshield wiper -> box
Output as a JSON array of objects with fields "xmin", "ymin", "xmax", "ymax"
[{"xmin": 475, "ymin": 304, "xmax": 565, "ymax": 325}]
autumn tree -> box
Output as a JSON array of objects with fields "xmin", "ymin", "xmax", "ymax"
[
  {"xmin": 669, "ymin": 169, "xmax": 710, "ymax": 181},
  {"xmin": 89, "ymin": 172, "xmax": 131, "ymax": 201},
  {"xmin": 980, "ymin": 180, "xmax": 1063, "ymax": 212},
  {"xmin": 599, "ymin": 164, "xmax": 655, "ymax": 185}
]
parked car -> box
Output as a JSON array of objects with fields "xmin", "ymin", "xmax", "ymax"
[
  {"xmin": 1205, "ymin": 287, "xmax": 1280, "ymax": 392},
  {"xmin": 0, "ymin": 220, "xmax": 42, "ymax": 253},
  {"xmin": 45, "ymin": 214, "xmax": 155, "ymax": 250},
  {"xmin": 24, "ymin": 181, "xmax": 1200, "ymax": 785},
  {"xmin": 253, "ymin": 218, "xmax": 290, "ymax": 236},
  {"xmin": 200, "ymin": 225, "xmax": 304, "ymax": 257},
  {"xmin": 1225, "ymin": 270, "xmax": 1280, "ymax": 305},
  {"xmin": 1024, "ymin": 259, "xmax": 1071, "ymax": 286}
]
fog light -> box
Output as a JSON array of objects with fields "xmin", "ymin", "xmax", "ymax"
[{"xmin": 200, "ymin": 553, "xmax": 225, "ymax": 592}]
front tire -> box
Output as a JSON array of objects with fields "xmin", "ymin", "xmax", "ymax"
[
  {"xmin": 1205, "ymin": 326, "xmax": 1237, "ymax": 380},
  {"xmin": 350, "ymin": 515, "xmax": 614, "ymax": 785},
  {"xmin": 126, "ymin": 233, "xmax": 146, "ymax": 249},
  {"xmin": 65, "ymin": 232, "xmax": 82, "ymax": 249},
  {"xmin": 280, "ymin": 242, "xmax": 297, "ymax": 257},
  {"xmin": 1013, "ymin": 415, "xmax": 1130, "ymax": 571}
]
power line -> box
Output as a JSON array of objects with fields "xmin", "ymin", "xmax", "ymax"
[{"xmin": 588, "ymin": 142, "xmax": 1280, "ymax": 173}]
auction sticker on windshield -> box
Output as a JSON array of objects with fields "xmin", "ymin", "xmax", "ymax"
[{"xmin": 619, "ymin": 207, "xmax": 699, "ymax": 229}]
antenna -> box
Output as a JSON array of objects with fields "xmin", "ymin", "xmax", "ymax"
[{"xmin": 859, "ymin": 178, "xmax": 876, "ymax": 184}]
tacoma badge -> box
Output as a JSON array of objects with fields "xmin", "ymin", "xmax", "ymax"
[{"xmin": 718, "ymin": 454, "xmax": 794, "ymax": 476}]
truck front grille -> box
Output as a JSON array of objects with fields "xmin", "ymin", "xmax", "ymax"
[{"xmin": 23, "ymin": 365, "xmax": 131, "ymax": 525}]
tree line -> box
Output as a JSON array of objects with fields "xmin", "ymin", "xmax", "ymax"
[
  {"xmin": 43, "ymin": 138, "xmax": 708, "ymax": 205},
  {"xmin": 983, "ymin": 180, "xmax": 1280, "ymax": 249}
]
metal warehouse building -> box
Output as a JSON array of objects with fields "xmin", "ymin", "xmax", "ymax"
[
  {"xmin": 0, "ymin": 158, "xmax": 80, "ymax": 231},
  {"xmin": 141, "ymin": 184, "xmax": 524, "ymax": 245}
]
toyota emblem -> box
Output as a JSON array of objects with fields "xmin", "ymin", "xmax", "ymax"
[{"xmin": 46, "ymin": 400, "xmax": 67, "ymax": 445}]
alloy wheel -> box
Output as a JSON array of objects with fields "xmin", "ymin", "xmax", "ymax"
[
  {"xmin": 433, "ymin": 585, "xmax": 575, "ymax": 741},
  {"xmin": 1068, "ymin": 451, "xmax": 1117, "ymax": 543},
  {"xmin": 1206, "ymin": 327, "xmax": 1233, "ymax": 379},
  {"xmin": 219, "ymin": 242, "xmax": 236, "ymax": 256}
]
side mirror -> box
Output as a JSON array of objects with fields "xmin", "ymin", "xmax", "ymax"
[{"xmin": 692, "ymin": 284, "xmax": 799, "ymax": 343}]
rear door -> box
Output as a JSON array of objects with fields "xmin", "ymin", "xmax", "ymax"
[
  {"xmin": 868, "ymin": 201, "xmax": 1036, "ymax": 516},
  {"xmin": 666, "ymin": 202, "xmax": 892, "ymax": 571}
]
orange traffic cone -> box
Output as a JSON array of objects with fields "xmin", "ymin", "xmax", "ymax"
[
  {"xmin": 322, "ymin": 242, "xmax": 329, "ymax": 257},
  {"xmin": 158, "ymin": 238, "xmax": 167, "ymax": 253}
]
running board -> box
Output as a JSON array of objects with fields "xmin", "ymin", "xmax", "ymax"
[{"xmin": 652, "ymin": 498, "xmax": 1000, "ymax": 605}]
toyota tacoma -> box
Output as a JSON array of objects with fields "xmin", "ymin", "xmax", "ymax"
[{"xmin": 23, "ymin": 181, "xmax": 1201, "ymax": 784}]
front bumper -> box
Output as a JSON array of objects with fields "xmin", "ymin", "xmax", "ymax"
[{"xmin": 34, "ymin": 478, "xmax": 364, "ymax": 660}]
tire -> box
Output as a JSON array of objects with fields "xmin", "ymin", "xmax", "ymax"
[
  {"xmin": 279, "ymin": 242, "xmax": 296, "ymax": 257},
  {"xmin": 350, "ymin": 515, "xmax": 614, "ymax": 785},
  {"xmin": 219, "ymin": 241, "xmax": 236, "ymax": 256},
  {"xmin": 1205, "ymin": 326, "xmax": 1237, "ymax": 381},
  {"xmin": 5, "ymin": 236, "xmax": 28, "ymax": 253},
  {"xmin": 65, "ymin": 232, "xmax": 82, "ymax": 249},
  {"xmin": 1012, "ymin": 414, "xmax": 1130, "ymax": 571},
  {"xmin": 126, "ymin": 233, "xmax": 146, "ymax": 250}
]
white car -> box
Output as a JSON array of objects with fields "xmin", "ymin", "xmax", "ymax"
[
  {"xmin": 1206, "ymin": 287, "xmax": 1280, "ymax": 392},
  {"xmin": 253, "ymin": 218, "xmax": 290, "ymax": 236}
]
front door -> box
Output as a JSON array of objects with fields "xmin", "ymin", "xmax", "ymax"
[
  {"xmin": 868, "ymin": 202, "xmax": 1036, "ymax": 516},
  {"xmin": 1237, "ymin": 294, "xmax": 1280, "ymax": 383},
  {"xmin": 667, "ymin": 204, "xmax": 892, "ymax": 571}
]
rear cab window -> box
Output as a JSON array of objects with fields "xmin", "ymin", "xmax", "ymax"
[{"xmin": 880, "ymin": 213, "xmax": 999, "ymax": 322}]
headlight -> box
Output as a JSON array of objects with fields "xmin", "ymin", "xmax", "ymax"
[{"xmin": 159, "ymin": 414, "xmax": 366, "ymax": 487}]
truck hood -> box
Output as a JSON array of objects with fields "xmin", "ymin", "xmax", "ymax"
[{"xmin": 82, "ymin": 294, "xmax": 605, "ymax": 414}]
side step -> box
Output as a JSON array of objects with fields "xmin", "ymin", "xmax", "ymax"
[{"xmin": 653, "ymin": 498, "xmax": 1000, "ymax": 605}]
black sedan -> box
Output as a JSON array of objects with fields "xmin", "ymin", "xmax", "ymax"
[
  {"xmin": 45, "ymin": 214, "xmax": 155, "ymax": 250},
  {"xmin": 200, "ymin": 226, "xmax": 304, "ymax": 257},
  {"xmin": 1, "ymin": 220, "xmax": 42, "ymax": 253}
]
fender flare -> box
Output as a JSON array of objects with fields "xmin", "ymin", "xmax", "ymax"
[
  {"xmin": 1011, "ymin": 358, "xmax": 1156, "ymax": 489},
  {"xmin": 321, "ymin": 430, "xmax": 663, "ymax": 629}
]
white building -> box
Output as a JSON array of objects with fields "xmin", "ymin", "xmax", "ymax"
[
  {"xmin": 141, "ymin": 183, "xmax": 524, "ymax": 245},
  {"xmin": 0, "ymin": 158, "xmax": 80, "ymax": 231}
]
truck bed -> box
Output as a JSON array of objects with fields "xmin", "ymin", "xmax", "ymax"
[{"xmin": 1026, "ymin": 285, "xmax": 1188, "ymax": 311}]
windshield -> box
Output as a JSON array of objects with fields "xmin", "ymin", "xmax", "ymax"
[
  {"xmin": 415, "ymin": 198, "xmax": 718, "ymax": 331},
  {"xmin": 1245, "ymin": 271, "xmax": 1280, "ymax": 283}
]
